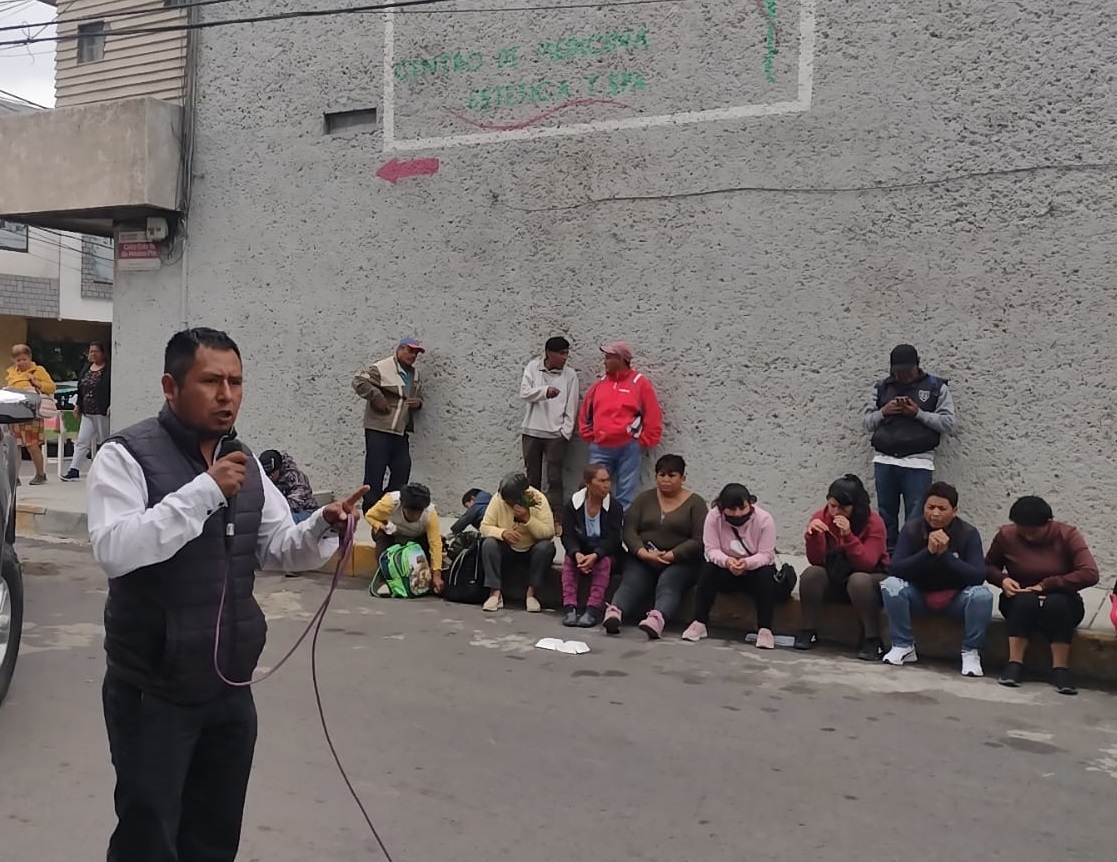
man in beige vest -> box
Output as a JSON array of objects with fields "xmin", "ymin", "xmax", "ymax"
[{"xmin": 353, "ymin": 336, "xmax": 424, "ymax": 510}]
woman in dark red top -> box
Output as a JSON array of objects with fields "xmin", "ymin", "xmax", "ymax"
[
  {"xmin": 985, "ymin": 496, "xmax": 1099, "ymax": 695},
  {"xmin": 795, "ymin": 474, "xmax": 890, "ymax": 659}
]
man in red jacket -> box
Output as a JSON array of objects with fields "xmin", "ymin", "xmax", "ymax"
[{"xmin": 577, "ymin": 342, "xmax": 663, "ymax": 511}]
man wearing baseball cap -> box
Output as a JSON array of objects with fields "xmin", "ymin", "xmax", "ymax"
[
  {"xmin": 862, "ymin": 343, "xmax": 957, "ymax": 553},
  {"xmin": 576, "ymin": 341, "xmax": 663, "ymax": 511},
  {"xmin": 352, "ymin": 335, "xmax": 425, "ymax": 510}
]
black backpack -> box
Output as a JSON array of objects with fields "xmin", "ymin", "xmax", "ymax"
[{"xmin": 441, "ymin": 540, "xmax": 486, "ymax": 605}]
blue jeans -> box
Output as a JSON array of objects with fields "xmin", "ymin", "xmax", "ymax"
[
  {"xmin": 588, "ymin": 441, "xmax": 643, "ymax": 511},
  {"xmin": 292, "ymin": 510, "xmax": 314, "ymax": 524},
  {"xmin": 873, "ymin": 462, "xmax": 934, "ymax": 553},
  {"xmin": 880, "ymin": 577, "xmax": 994, "ymax": 652}
]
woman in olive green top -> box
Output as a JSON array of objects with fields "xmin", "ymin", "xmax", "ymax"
[{"xmin": 603, "ymin": 454, "xmax": 707, "ymax": 638}]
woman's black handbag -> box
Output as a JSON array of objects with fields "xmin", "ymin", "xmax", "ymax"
[{"xmin": 825, "ymin": 548, "xmax": 855, "ymax": 586}]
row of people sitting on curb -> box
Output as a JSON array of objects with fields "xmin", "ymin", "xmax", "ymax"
[{"xmin": 356, "ymin": 455, "xmax": 1102, "ymax": 696}]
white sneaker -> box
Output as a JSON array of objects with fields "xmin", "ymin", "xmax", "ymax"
[
  {"xmin": 961, "ymin": 650, "xmax": 984, "ymax": 678},
  {"xmin": 525, "ymin": 596, "xmax": 542, "ymax": 613},
  {"xmin": 882, "ymin": 645, "xmax": 918, "ymax": 666}
]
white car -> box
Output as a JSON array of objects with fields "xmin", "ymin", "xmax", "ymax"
[{"xmin": 0, "ymin": 387, "xmax": 39, "ymax": 705}]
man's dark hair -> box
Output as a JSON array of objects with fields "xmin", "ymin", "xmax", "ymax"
[
  {"xmin": 924, "ymin": 481, "xmax": 959, "ymax": 508},
  {"xmin": 1009, "ymin": 495, "xmax": 1054, "ymax": 527},
  {"xmin": 654, "ymin": 454, "xmax": 686, "ymax": 475},
  {"xmin": 462, "ymin": 488, "xmax": 483, "ymax": 507},
  {"xmin": 164, "ymin": 327, "xmax": 241, "ymax": 384},
  {"xmin": 545, "ymin": 336, "xmax": 570, "ymax": 354},
  {"xmin": 498, "ymin": 472, "xmax": 530, "ymax": 504},
  {"xmin": 400, "ymin": 483, "xmax": 432, "ymax": 511}
]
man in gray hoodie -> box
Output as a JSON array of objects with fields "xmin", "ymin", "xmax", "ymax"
[{"xmin": 519, "ymin": 336, "xmax": 579, "ymax": 523}]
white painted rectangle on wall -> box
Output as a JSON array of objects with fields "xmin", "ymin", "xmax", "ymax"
[{"xmin": 382, "ymin": 0, "xmax": 816, "ymax": 151}]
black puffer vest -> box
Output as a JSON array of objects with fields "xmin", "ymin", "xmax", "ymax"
[
  {"xmin": 102, "ymin": 406, "xmax": 266, "ymax": 704},
  {"xmin": 871, "ymin": 372, "xmax": 946, "ymax": 458}
]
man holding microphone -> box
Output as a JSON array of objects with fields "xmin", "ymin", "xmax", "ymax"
[{"xmin": 87, "ymin": 327, "xmax": 367, "ymax": 862}]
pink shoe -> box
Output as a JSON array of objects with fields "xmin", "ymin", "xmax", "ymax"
[
  {"xmin": 602, "ymin": 604, "xmax": 623, "ymax": 635},
  {"xmin": 681, "ymin": 621, "xmax": 707, "ymax": 642},
  {"xmin": 755, "ymin": 628, "xmax": 775, "ymax": 650},
  {"xmin": 638, "ymin": 610, "xmax": 665, "ymax": 640}
]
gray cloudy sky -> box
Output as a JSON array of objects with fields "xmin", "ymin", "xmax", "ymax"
[{"xmin": 0, "ymin": 1, "xmax": 57, "ymax": 108}]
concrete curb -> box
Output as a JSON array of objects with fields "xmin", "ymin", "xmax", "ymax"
[
  {"xmin": 16, "ymin": 503, "xmax": 88, "ymax": 541},
  {"xmin": 325, "ymin": 539, "xmax": 1117, "ymax": 686}
]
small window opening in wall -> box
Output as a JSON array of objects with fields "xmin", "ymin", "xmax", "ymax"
[
  {"xmin": 324, "ymin": 107, "xmax": 378, "ymax": 135},
  {"xmin": 77, "ymin": 21, "xmax": 106, "ymax": 63},
  {"xmin": 163, "ymin": 0, "xmax": 188, "ymax": 7}
]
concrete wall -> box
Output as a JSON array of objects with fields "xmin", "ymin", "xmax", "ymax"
[
  {"xmin": 0, "ymin": 98, "xmax": 183, "ymax": 219},
  {"xmin": 111, "ymin": 0, "xmax": 1117, "ymax": 575}
]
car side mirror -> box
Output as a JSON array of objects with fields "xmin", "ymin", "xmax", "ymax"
[{"xmin": 0, "ymin": 388, "xmax": 40, "ymax": 424}]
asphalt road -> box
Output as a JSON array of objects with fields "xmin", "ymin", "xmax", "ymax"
[{"xmin": 2, "ymin": 537, "xmax": 1115, "ymax": 862}]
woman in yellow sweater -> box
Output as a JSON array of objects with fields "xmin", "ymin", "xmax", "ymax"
[{"xmin": 5, "ymin": 343, "xmax": 57, "ymax": 485}]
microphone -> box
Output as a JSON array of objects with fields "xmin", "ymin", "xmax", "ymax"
[{"xmin": 215, "ymin": 436, "xmax": 250, "ymax": 543}]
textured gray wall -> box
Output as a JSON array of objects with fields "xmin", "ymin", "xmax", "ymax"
[
  {"xmin": 112, "ymin": 0, "xmax": 1117, "ymax": 574},
  {"xmin": 0, "ymin": 273, "xmax": 59, "ymax": 319}
]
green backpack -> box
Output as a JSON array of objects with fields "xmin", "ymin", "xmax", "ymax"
[{"xmin": 371, "ymin": 541, "xmax": 433, "ymax": 599}]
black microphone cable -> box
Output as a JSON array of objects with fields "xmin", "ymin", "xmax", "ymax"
[{"xmin": 210, "ymin": 439, "xmax": 396, "ymax": 861}]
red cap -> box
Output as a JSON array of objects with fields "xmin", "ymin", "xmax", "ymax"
[{"xmin": 600, "ymin": 341, "xmax": 633, "ymax": 362}]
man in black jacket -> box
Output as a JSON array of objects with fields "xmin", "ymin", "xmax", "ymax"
[
  {"xmin": 862, "ymin": 344, "xmax": 957, "ymax": 554},
  {"xmin": 87, "ymin": 327, "xmax": 366, "ymax": 862},
  {"xmin": 879, "ymin": 481, "xmax": 993, "ymax": 678}
]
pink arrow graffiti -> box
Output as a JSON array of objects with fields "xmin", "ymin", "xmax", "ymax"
[{"xmin": 376, "ymin": 157, "xmax": 440, "ymax": 184}]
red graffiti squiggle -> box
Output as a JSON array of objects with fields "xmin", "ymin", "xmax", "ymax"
[{"xmin": 445, "ymin": 98, "xmax": 634, "ymax": 132}]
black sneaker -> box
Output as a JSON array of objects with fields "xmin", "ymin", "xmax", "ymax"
[
  {"xmin": 577, "ymin": 606, "xmax": 603, "ymax": 628},
  {"xmin": 562, "ymin": 606, "xmax": 580, "ymax": 627},
  {"xmin": 997, "ymin": 661, "xmax": 1023, "ymax": 687},
  {"xmin": 794, "ymin": 629, "xmax": 818, "ymax": 651},
  {"xmin": 857, "ymin": 637, "xmax": 884, "ymax": 662},
  {"xmin": 1052, "ymin": 667, "xmax": 1078, "ymax": 696},
  {"xmin": 61, "ymin": 469, "xmax": 80, "ymax": 482}
]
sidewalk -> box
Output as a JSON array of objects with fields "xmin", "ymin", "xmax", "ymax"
[
  {"xmin": 14, "ymin": 461, "xmax": 89, "ymax": 542},
  {"xmin": 15, "ymin": 459, "xmax": 1117, "ymax": 682}
]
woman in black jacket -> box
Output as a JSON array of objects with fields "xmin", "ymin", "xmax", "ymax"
[
  {"xmin": 560, "ymin": 463, "xmax": 624, "ymax": 628},
  {"xmin": 63, "ymin": 341, "xmax": 110, "ymax": 481}
]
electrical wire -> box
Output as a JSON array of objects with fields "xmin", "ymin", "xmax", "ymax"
[
  {"xmin": 0, "ymin": 0, "xmax": 688, "ymax": 35},
  {"xmin": 0, "ymin": 0, "xmax": 689, "ymax": 47},
  {"xmin": 0, "ymin": 0, "xmax": 242, "ymax": 35},
  {"xmin": 0, "ymin": 85, "xmax": 48, "ymax": 108}
]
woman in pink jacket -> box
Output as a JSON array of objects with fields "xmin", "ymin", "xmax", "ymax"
[
  {"xmin": 794, "ymin": 474, "xmax": 889, "ymax": 659},
  {"xmin": 681, "ymin": 483, "xmax": 779, "ymax": 648}
]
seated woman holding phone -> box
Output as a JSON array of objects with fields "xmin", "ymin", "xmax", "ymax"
[
  {"xmin": 795, "ymin": 474, "xmax": 889, "ymax": 659},
  {"xmin": 602, "ymin": 454, "xmax": 706, "ymax": 639},
  {"xmin": 985, "ymin": 496, "xmax": 1099, "ymax": 695}
]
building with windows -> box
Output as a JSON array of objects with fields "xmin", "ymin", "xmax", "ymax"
[
  {"xmin": 1, "ymin": 0, "xmax": 1115, "ymax": 571},
  {"xmin": 0, "ymin": 98, "xmax": 111, "ymax": 376}
]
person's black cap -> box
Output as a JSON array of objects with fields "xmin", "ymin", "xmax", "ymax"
[
  {"xmin": 889, "ymin": 344, "xmax": 920, "ymax": 368},
  {"xmin": 259, "ymin": 450, "xmax": 281, "ymax": 473}
]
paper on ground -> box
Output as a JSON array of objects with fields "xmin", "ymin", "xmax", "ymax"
[{"xmin": 534, "ymin": 638, "xmax": 590, "ymax": 654}]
